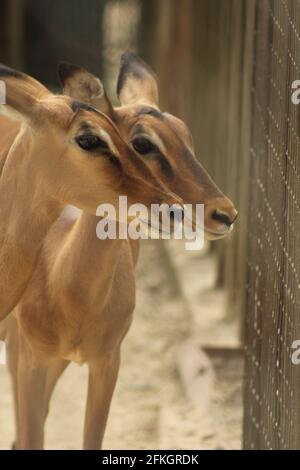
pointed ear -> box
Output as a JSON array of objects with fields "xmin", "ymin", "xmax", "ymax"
[
  {"xmin": 0, "ymin": 64, "xmax": 49, "ymax": 122},
  {"xmin": 57, "ymin": 62, "xmax": 115, "ymax": 119},
  {"xmin": 117, "ymin": 51, "xmax": 159, "ymax": 107}
]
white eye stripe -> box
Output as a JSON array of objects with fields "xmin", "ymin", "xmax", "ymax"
[
  {"xmin": 138, "ymin": 127, "xmax": 166, "ymax": 155},
  {"xmin": 150, "ymin": 134, "xmax": 166, "ymax": 154},
  {"xmin": 97, "ymin": 129, "xmax": 119, "ymax": 156}
]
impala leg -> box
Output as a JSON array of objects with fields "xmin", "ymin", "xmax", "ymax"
[
  {"xmin": 0, "ymin": 316, "xmax": 10, "ymax": 341},
  {"xmin": 83, "ymin": 349, "xmax": 121, "ymax": 450},
  {"xmin": 44, "ymin": 359, "xmax": 70, "ymax": 419},
  {"xmin": 45, "ymin": 359, "xmax": 70, "ymax": 401},
  {"xmin": 6, "ymin": 317, "xmax": 20, "ymax": 449},
  {"xmin": 17, "ymin": 353, "xmax": 69, "ymax": 449},
  {"xmin": 17, "ymin": 335, "xmax": 48, "ymax": 450}
]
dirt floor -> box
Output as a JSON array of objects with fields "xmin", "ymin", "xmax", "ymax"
[{"xmin": 0, "ymin": 241, "xmax": 243, "ymax": 450}]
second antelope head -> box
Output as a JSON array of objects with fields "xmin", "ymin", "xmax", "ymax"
[{"xmin": 58, "ymin": 53, "xmax": 238, "ymax": 239}]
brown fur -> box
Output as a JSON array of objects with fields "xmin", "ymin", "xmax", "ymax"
[
  {"xmin": 5, "ymin": 55, "xmax": 237, "ymax": 449},
  {"xmin": 0, "ymin": 65, "xmax": 177, "ymax": 321}
]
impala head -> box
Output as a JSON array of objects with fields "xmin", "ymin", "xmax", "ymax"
[
  {"xmin": 0, "ymin": 64, "xmax": 180, "ymax": 218},
  {"xmin": 58, "ymin": 53, "xmax": 238, "ymax": 239}
]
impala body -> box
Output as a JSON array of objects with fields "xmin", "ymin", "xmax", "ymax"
[
  {"xmin": 4, "ymin": 54, "xmax": 237, "ymax": 449},
  {"xmin": 0, "ymin": 64, "xmax": 177, "ymax": 322}
]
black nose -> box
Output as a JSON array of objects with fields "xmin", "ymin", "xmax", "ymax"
[{"xmin": 211, "ymin": 209, "xmax": 238, "ymax": 227}]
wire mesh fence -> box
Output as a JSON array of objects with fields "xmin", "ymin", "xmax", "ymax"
[{"xmin": 244, "ymin": 0, "xmax": 300, "ymax": 449}]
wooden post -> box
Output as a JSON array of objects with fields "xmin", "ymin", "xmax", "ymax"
[{"xmin": 8, "ymin": 0, "xmax": 24, "ymax": 70}]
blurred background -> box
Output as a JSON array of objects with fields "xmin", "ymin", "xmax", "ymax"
[{"xmin": 0, "ymin": 0, "xmax": 300, "ymax": 450}]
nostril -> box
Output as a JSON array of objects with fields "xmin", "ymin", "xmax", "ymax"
[{"xmin": 211, "ymin": 209, "xmax": 237, "ymax": 227}]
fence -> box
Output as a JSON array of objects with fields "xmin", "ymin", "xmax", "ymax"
[{"xmin": 243, "ymin": 0, "xmax": 300, "ymax": 450}]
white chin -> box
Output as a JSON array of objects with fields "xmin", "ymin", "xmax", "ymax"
[
  {"xmin": 204, "ymin": 224, "xmax": 233, "ymax": 241},
  {"xmin": 204, "ymin": 231, "xmax": 228, "ymax": 241}
]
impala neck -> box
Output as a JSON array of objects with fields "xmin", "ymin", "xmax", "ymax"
[
  {"xmin": 0, "ymin": 126, "xmax": 62, "ymax": 320},
  {"xmin": 58, "ymin": 211, "xmax": 126, "ymax": 308}
]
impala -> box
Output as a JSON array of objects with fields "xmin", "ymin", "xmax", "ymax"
[
  {"xmin": 5, "ymin": 54, "xmax": 237, "ymax": 449},
  {"xmin": 0, "ymin": 64, "xmax": 177, "ymax": 322}
]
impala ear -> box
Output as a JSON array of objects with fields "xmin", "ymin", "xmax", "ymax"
[
  {"xmin": 117, "ymin": 51, "xmax": 159, "ymax": 107},
  {"xmin": 0, "ymin": 64, "xmax": 49, "ymax": 122},
  {"xmin": 57, "ymin": 62, "xmax": 115, "ymax": 119}
]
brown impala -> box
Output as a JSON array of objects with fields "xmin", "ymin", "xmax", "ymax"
[
  {"xmin": 0, "ymin": 63, "xmax": 179, "ymax": 322},
  {"xmin": 3, "ymin": 54, "xmax": 237, "ymax": 449}
]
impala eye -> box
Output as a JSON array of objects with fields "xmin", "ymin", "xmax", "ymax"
[
  {"xmin": 76, "ymin": 134, "xmax": 109, "ymax": 151},
  {"xmin": 132, "ymin": 137, "xmax": 158, "ymax": 155}
]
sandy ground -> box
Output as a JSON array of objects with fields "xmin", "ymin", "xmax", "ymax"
[{"xmin": 0, "ymin": 241, "xmax": 243, "ymax": 450}]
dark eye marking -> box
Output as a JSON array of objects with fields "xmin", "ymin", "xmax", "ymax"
[
  {"xmin": 131, "ymin": 136, "xmax": 173, "ymax": 177},
  {"xmin": 131, "ymin": 137, "xmax": 159, "ymax": 155},
  {"xmin": 75, "ymin": 133, "xmax": 122, "ymax": 170},
  {"xmin": 75, "ymin": 134, "xmax": 109, "ymax": 151},
  {"xmin": 158, "ymin": 156, "xmax": 173, "ymax": 177},
  {"xmin": 79, "ymin": 122, "xmax": 94, "ymax": 133}
]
